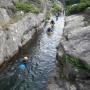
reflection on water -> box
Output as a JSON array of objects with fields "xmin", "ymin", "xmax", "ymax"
[{"xmin": 0, "ymin": 16, "xmax": 64, "ymax": 90}]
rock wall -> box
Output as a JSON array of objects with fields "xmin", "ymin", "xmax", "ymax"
[
  {"xmin": 0, "ymin": 10, "xmax": 46, "ymax": 66},
  {"xmin": 0, "ymin": 8, "xmax": 10, "ymax": 24},
  {"xmin": 0, "ymin": 0, "xmax": 48, "ymax": 66},
  {"xmin": 57, "ymin": 8, "xmax": 90, "ymax": 90}
]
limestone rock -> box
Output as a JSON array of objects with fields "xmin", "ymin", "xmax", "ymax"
[
  {"xmin": 0, "ymin": 0, "xmax": 13, "ymax": 7},
  {"xmin": 0, "ymin": 8, "xmax": 10, "ymax": 24},
  {"xmin": 0, "ymin": 27, "xmax": 6, "ymax": 65},
  {"xmin": 0, "ymin": 12, "xmax": 45, "ymax": 65},
  {"xmin": 57, "ymin": 14, "xmax": 90, "ymax": 90},
  {"xmin": 61, "ymin": 14, "xmax": 90, "ymax": 69}
]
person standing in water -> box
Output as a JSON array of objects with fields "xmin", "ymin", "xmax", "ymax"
[
  {"xmin": 50, "ymin": 19, "xmax": 55, "ymax": 28},
  {"xmin": 19, "ymin": 56, "xmax": 29, "ymax": 72}
]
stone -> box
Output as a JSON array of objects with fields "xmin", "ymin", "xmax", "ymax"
[
  {"xmin": 57, "ymin": 13, "xmax": 90, "ymax": 90},
  {"xmin": 15, "ymin": 11, "xmax": 24, "ymax": 16},
  {"xmin": 0, "ymin": 27, "xmax": 6, "ymax": 65},
  {"xmin": 0, "ymin": 8, "xmax": 10, "ymax": 24},
  {"xmin": 0, "ymin": 12, "xmax": 45, "ymax": 65},
  {"xmin": 61, "ymin": 14, "xmax": 90, "ymax": 69},
  {"xmin": 85, "ymin": 7, "xmax": 90, "ymax": 15},
  {"xmin": 0, "ymin": 0, "xmax": 47, "ymax": 66},
  {"xmin": 47, "ymin": 84, "xmax": 64, "ymax": 90},
  {"xmin": 0, "ymin": 0, "xmax": 13, "ymax": 7}
]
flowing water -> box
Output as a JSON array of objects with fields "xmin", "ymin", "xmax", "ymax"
[{"xmin": 0, "ymin": 16, "xmax": 64, "ymax": 90}]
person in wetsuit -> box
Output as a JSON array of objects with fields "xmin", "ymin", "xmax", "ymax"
[
  {"xmin": 18, "ymin": 57, "xmax": 29, "ymax": 73},
  {"xmin": 47, "ymin": 27, "xmax": 51, "ymax": 32},
  {"xmin": 50, "ymin": 19, "xmax": 55, "ymax": 25},
  {"xmin": 50, "ymin": 19, "xmax": 55, "ymax": 29}
]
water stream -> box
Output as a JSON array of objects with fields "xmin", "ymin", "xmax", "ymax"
[{"xmin": 0, "ymin": 16, "xmax": 64, "ymax": 90}]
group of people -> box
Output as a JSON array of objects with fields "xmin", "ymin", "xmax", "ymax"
[
  {"xmin": 47, "ymin": 12, "xmax": 60, "ymax": 33},
  {"xmin": 18, "ymin": 12, "xmax": 61, "ymax": 73},
  {"xmin": 55, "ymin": 12, "xmax": 60, "ymax": 21},
  {"xmin": 47, "ymin": 19, "xmax": 55, "ymax": 32}
]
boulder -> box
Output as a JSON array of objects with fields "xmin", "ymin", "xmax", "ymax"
[
  {"xmin": 57, "ymin": 14, "xmax": 90, "ymax": 90},
  {"xmin": 62, "ymin": 14, "xmax": 90, "ymax": 69}
]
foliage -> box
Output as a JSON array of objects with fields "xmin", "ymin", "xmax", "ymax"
[
  {"xmin": 66, "ymin": 0, "xmax": 90, "ymax": 5},
  {"xmin": 66, "ymin": 0, "xmax": 80, "ymax": 5},
  {"xmin": 66, "ymin": 2, "xmax": 90, "ymax": 15},
  {"xmin": 15, "ymin": 2, "xmax": 40, "ymax": 14},
  {"xmin": 44, "ymin": 11, "xmax": 51, "ymax": 26},
  {"xmin": 51, "ymin": 3, "xmax": 61, "ymax": 14},
  {"xmin": 80, "ymin": 0, "xmax": 90, "ymax": 3},
  {"xmin": 62, "ymin": 54, "xmax": 87, "ymax": 70}
]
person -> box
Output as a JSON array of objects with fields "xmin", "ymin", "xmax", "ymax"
[
  {"xmin": 56, "ymin": 13, "xmax": 59, "ymax": 21},
  {"xmin": 50, "ymin": 19, "xmax": 55, "ymax": 28},
  {"xmin": 50, "ymin": 19, "xmax": 55, "ymax": 25},
  {"xmin": 18, "ymin": 56, "xmax": 29, "ymax": 73},
  {"xmin": 47, "ymin": 27, "xmax": 51, "ymax": 32}
]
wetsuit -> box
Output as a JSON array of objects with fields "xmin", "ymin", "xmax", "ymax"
[
  {"xmin": 47, "ymin": 27, "xmax": 51, "ymax": 32},
  {"xmin": 19, "ymin": 60, "xmax": 29, "ymax": 73},
  {"xmin": 50, "ymin": 20, "xmax": 55, "ymax": 25}
]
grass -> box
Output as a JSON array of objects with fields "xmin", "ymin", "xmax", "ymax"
[{"xmin": 15, "ymin": 2, "xmax": 40, "ymax": 14}]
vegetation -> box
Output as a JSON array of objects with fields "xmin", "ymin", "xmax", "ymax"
[
  {"xmin": 62, "ymin": 54, "xmax": 87, "ymax": 70},
  {"xmin": 44, "ymin": 11, "xmax": 51, "ymax": 26},
  {"xmin": 66, "ymin": 0, "xmax": 80, "ymax": 5},
  {"xmin": 66, "ymin": 0, "xmax": 90, "ymax": 15},
  {"xmin": 15, "ymin": 2, "xmax": 40, "ymax": 14},
  {"xmin": 51, "ymin": 3, "xmax": 61, "ymax": 14}
]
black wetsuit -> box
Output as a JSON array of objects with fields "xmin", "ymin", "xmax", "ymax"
[
  {"xmin": 50, "ymin": 20, "xmax": 55, "ymax": 25},
  {"xmin": 47, "ymin": 27, "xmax": 51, "ymax": 32}
]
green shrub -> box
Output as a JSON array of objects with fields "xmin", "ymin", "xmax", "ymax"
[
  {"xmin": 51, "ymin": 3, "xmax": 61, "ymax": 14},
  {"xmin": 66, "ymin": 2, "xmax": 90, "ymax": 15},
  {"xmin": 15, "ymin": 2, "xmax": 40, "ymax": 14},
  {"xmin": 80, "ymin": 0, "xmax": 90, "ymax": 3},
  {"xmin": 66, "ymin": 0, "xmax": 80, "ymax": 5}
]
